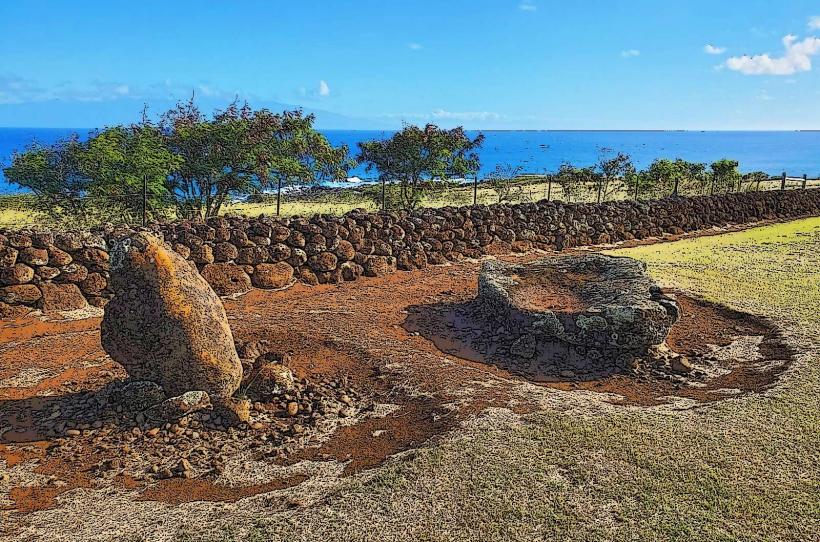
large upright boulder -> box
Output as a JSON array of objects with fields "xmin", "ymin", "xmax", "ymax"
[{"xmin": 101, "ymin": 233, "xmax": 247, "ymax": 422}]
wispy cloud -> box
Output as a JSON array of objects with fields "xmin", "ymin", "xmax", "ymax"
[
  {"xmin": 318, "ymin": 80, "xmax": 330, "ymax": 97},
  {"xmin": 407, "ymin": 42, "xmax": 423, "ymax": 50},
  {"xmin": 518, "ymin": 1, "xmax": 536, "ymax": 12},
  {"xmin": 809, "ymin": 16, "xmax": 820, "ymax": 30},
  {"xmin": 431, "ymin": 109, "xmax": 501, "ymax": 121},
  {"xmin": 726, "ymin": 34, "xmax": 820, "ymax": 75},
  {"xmin": 0, "ymin": 74, "xmax": 246, "ymax": 105},
  {"xmin": 704, "ymin": 44, "xmax": 726, "ymax": 55},
  {"xmin": 382, "ymin": 109, "xmax": 503, "ymax": 122},
  {"xmin": 620, "ymin": 49, "xmax": 640, "ymax": 58}
]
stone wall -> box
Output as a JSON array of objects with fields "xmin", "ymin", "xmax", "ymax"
[{"xmin": 2, "ymin": 189, "xmax": 819, "ymax": 313}]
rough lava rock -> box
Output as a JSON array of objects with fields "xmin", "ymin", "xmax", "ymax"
[{"xmin": 101, "ymin": 232, "xmax": 247, "ymax": 423}]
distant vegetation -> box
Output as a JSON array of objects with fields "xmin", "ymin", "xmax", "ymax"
[{"xmin": 0, "ymin": 99, "xmax": 797, "ymax": 228}]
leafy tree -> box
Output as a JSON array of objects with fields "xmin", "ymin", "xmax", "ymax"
[
  {"xmin": 710, "ymin": 159, "xmax": 741, "ymax": 194},
  {"xmin": 3, "ymin": 136, "xmax": 92, "ymax": 220},
  {"xmin": 554, "ymin": 163, "xmax": 598, "ymax": 202},
  {"xmin": 82, "ymin": 120, "xmax": 181, "ymax": 222},
  {"xmin": 261, "ymin": 110, "xmax": 353, "ymax": 215},
  {"xmin": 162, "ymin": 100, "xmax": 351, "ymax": 218},
  {"xmin": 596, "ymin": 148, "xmax": 634, "ymax": 202},
  {"xmin": 485, "ymin": 163, "xmax": 524, "ymax": 203},
  {"xmin": 742, "ymin": 171, "xmax": 770, "ymax": 192},
  {"xmin": 357, "ymin": 123, "xmax": 484, "ymax": 210}
]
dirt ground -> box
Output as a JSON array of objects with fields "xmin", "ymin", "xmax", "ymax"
[{"xmin": 0, "ymin": 222, "xmax": 801, "ymax": 541}]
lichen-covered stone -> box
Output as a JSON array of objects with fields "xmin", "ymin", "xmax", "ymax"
[
  {"xmin": 40, "ymin": 282, "xmax": 87, "ymax": 312},
  {"xmin": 200, "ymin": 263, "xmax": 252, "ymax": 296},
  {"xmin": 252, "ymin": 262, "xmax": 294, "ymax": 289},
  {"xmin": 101, "ymin": 233, "xmax": 244, "ymax": 419}
]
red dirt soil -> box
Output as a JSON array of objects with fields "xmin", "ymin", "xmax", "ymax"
[{"xmin": 0, "ymin": 248, "xmax": 795, "ymax": 517}]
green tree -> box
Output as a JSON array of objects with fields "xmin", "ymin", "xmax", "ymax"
[
  {"xmin": 162, "ymin": 100, "xmax": 351, "ymax": 218},
  {"xmin": 357, "ymin": 124, "xmax": 484, "ymax": 210},
  {"xmin": 596, "ymin": 148, "xmax": 634, "ymax": 202},
  {"xmin": 554, "ymin": 163, "xmax": 598, "ymax": 202},
  {"xmin": 710, "ymin": 159, "xmax": 741, "ymax": 194},
  {"xmin": 3, "ymin": 136, "xmax": 92, "ymax": 220},
  {"xmin": 485, "ymin": 163, "xmax": 524, "ymax": 203},
  {"xmin": 82, "ymin": 120, "xmax": 181, "ymax": 222},
  {"xmin": 742, "ymin": 171, "xmax": 770, "ymax": 192}
]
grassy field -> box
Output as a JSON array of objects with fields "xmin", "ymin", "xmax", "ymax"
[
  {"xmin": 191, "ymin": 217, "xmax": 820, "ymax": 542},
  {"xmin": 3, "ymin": 179, "xmax": 819, "ymax": 229}
]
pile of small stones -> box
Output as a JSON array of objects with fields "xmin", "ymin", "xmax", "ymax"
[
  {"xmin": 2, "ymin": 189, "xmax": 819, "ymax": 311},
  {"xmin": 30, "ymin": 355, "xmax": 368, "ymax": 481}
]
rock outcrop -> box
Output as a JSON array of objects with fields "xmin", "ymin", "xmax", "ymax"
[{"xmin": 101, "ymin": 233, "xmax": 247, "ymax": 423}]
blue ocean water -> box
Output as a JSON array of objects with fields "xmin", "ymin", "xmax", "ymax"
[{"xmin": 2, "ymin": 128, "xmax": 819, "ymax": 194}]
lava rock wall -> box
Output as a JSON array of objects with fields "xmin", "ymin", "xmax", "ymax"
[{"xmin": 2, "ymin": 189, "xmax": 819, "ymax": 313}]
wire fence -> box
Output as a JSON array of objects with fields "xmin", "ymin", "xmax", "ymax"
[{"xmin": 2, "ymin": 171, "xmax": 820, "ymax": 231}]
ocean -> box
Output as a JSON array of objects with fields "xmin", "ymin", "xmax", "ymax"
[{"xmin": 2, "ymin": 128, "xmax": 819, "ymax": 194}]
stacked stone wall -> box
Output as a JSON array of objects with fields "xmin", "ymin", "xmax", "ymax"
[{"xmin": 2, "ymin": 189, "xmax": 819, "ymax": 313}]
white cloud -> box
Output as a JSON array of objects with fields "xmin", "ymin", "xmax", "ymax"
[
  {"xmin": 407, "ymin": 42, "xmax": 423, "ymax": 50},
  {"xmin": 431, "ymin": 109, "xmax": 501, "ymax": 121},
  {"xmin": 809, "ymin": 16, "xmax": 820, "ymax": 30},
  {"xmin": 318, "ymin": 80, "xmax": 330, "ymax": 97},
  {"xmin": 704, "ymin": 44, "xmax": 726, "ymax": 55},
  {"xmin": 726, "ymin": 34, "xmax": 820, "ymax": 75},
  {"xmin": 518, "ymin": 1, "xmax": 536, "ymax": 11},
  {"xmin": 620, "ymin": 49, "xmax": 640, "ymax": 58}
]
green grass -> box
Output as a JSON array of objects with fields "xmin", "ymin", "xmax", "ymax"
[
  {"xmin": 5, "ymin": 180, "xmax": 817, "ymax": 228},
  {"xmin": 194, "ymin": 217, "xmax": 820, "ymax": 542}
]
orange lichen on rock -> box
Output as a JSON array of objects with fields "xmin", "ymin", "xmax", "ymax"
[{"xmin": 101, "ymin": 233, "xmax": 244, "ymax": 418}]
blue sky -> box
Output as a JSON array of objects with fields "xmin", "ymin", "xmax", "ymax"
[{"xmin": 1, "ymin": 0, "xmax": 820, "ymax": 129}]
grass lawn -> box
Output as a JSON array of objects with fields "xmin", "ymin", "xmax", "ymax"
[{"xmin": 196, "ymin": 217, "xmax": 820, "ymax": 542}]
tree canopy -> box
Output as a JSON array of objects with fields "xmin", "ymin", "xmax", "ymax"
[
  {"xmin": 3, "ymin": 99, "xmax": 353, "ymax": 222},
  {"xmin": 357, "ymin": 124, "xmax": 484, "ymax": 209}
]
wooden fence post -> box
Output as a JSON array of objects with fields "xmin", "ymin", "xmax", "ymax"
[
  {"xmin": 473, "ymin": 176, "xmax": 478, "ymax": 205},
  {"xmin": 142, "ymin": 174, "xmax": 147, "ymax": 227},
  {"xmin": 781, "ymin": 172, "xmax": 787, "ymax": 191},
  {"xmin": 802, "ymin": 174, "xmax": 807, "ymax": 189},
  {"xmin": 547, "ymin": 177, "xmax": 552, "ymax": 201},
  {"xmin": 381, "ymin": 177, "xmax": 386, "ymax": 210},
  {"xmin": 673, "ymin": 177, "xmax": 679, "ymax": 196}
]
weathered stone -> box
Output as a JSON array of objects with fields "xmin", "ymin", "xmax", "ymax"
[
  {"xmin": 200, "ymin": 263, "xmax": 252, "ymax": 296},
  {"xmin": 340, "ymin": 261, "xmax": 364, "ymax": 281},
  {"xmin": 0, "ymin": 246, "xmax": 18, "ymax": 267},
  {"xmin": 145, "ymin": 391, "xmax": 212, "ymax": 422},
  {"xmin": 213, "ymin": 242, "xmax": 239, "ymax": 262},
  {"xmin": 189, "ymin": 244, "xmax": 214, "ymax": 264},
  {"xmin": 308, "ymin": 251, "xmax": 338, "ymax": 272},
  {"xmin": 101, "ymin": 233, "xmax": 244, "ymax": 420},
  {"xmin": 334, "ymin": 240, "xmax": 356, "ymax": 261},
  {"xmin": 7, "ymin": 233, "xmax": 32, "ymax": 249},
  {"xmin": 80, "ymin": 272, "xmax": 108, "ymax": 296},
  {"xmin": 297, "ymin": 267, "xmax": 319, "ymax": 286},
  {"xmin": 236, "ymin": 246, "xmax": 269, "ymax": 265},
  {"xmin": 47, "ymin": 246, "xmax": 72, "ymax": 266},
  {"xmin": 252, "ymin": 262, "xmax": 294, "ymax": 289},
  {"xmin": 57, "ymin": 263, "xmax": 88, "ymax": 283},
  {"xmin": 0, "ymin": 263, "xmax": 34, "ymax": 285},
  {"xmin": 17, "ymin": 247, "xmax": 48, "ymax": 266},
  {"xmin": 249, "ymin": 362, "xmax": 296, "ymax": 397},
  {"xmin": 172, "ymin": 243, "xmax": 191, "ymax": 260},
  {"xmin": 31, "ymin": 231, "xmax": 54, "ymax": 248},
  {"xmin": 35, "ymin": 266, "xmax": 60, "ymax": 280},
  {"xmin": 0, "ymin": 284, "xmax": 42, "ymax": 305},
  {"xmin": 39, "ymin": 282, "xmax": 87, "ymax": 312},
  {"xmin": 110, "ymin": 380, "xmax": 167, "ymax": 412},
  {"xmin": 268, "ymin": 243, "xmax": 291, "ymax": 263},
  {"xmin": 477, "ymin": 254, "xmax": 679, "ymax": 379},
  {"xmin": 363, "ymin": 256, "xmax": 396, "ymax": 277}
]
